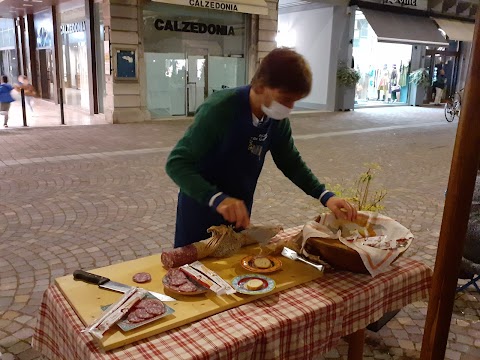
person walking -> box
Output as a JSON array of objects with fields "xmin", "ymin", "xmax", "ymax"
[
  {"xmin": 434, "ymin": 69, "xmax": 446, "ymax": 106},
  {"xmin": 166, "ymin": 48, "xmax": 357, "ymax": 248},
  {"xmin": 0, "ymin": 75, "xmax": 15, "ymax": 128},
  {"xmin": 15, "ymin": 75, "xmax": 37, "ymax": 112}
]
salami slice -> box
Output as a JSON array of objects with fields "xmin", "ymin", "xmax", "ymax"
[
  {"xmin": 136, "ymin": 299, "xmax": 160, "ymax": 309},
  {"xmin": 167, "ymin": 269, "xmax": 188, "ymax": 286},
  {"xmin": 135, "ymin": 299, "xmax": 148, "ymax": 309},
  {"xmin": 135, "ymin": 308, "xmax": 154, "ymax": 320},
  {"xmin": 161, "ymin": 245, "xmax": 198, "ymax": 269},
  {"xmin": 132, "ymin": 272, "xmax": 152, "ymax": 283},
  {"xmin": 127, "ymin": 312, "xmax": 143, "ymax": 323},
  {"xmin": 145, "ymin": 303, "xmax": 166, "ymax": 316},
  {"xmin": 178, "ymin": 281, "xmax": 198, "ymax": 292}
]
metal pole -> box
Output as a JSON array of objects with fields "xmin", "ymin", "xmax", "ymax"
[
  {"xmin": 420, "ymin": 9, "xmax": 480, "ymax": 360},
  {"xmin": 20, "ymin": 88, "xmax": 27, "ymax": 127},
  {"xmin": 59, "ymin": 87, "xmax": 65, "ymax": 125}
]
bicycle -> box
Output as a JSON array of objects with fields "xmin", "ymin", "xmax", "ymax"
[{"xmin": 444, "ymin": 88, "xmax": 463, "ymax": 122}]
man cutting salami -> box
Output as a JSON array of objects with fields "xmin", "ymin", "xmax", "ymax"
[{"xmin": 166, "ymin": 48, "xmax": 357, "ymax": 248}]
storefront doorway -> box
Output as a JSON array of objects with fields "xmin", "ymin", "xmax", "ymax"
[
  {"xmin": 424, "ymin": 50, "xmax": 459, "ymax": 103},
  {"xmin": 352, "ymin": 8, "xmax": 449, "ymax": 108},
  {"xmin": 186, "ymin": 48, "xmax": 207, "ymax": 115},
  {"xmin": 353, "ymin": 10, "xmax": 413, "ymax": 107},
  {"xmin": 37, "ymin": 49, "xmax": 54, "ymax": 100},
  {"xmin": 143, "ymin": 3, "xmax": 247, "ymax": 118}
]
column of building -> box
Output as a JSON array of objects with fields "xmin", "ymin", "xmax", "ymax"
[{"xmin": 103, "ymin": 0, "xmax": 149, "ymax": 124}]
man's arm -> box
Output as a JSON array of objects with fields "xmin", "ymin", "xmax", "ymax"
[
  {"xmin": 270, "ymin": 119, "xmax": 335, "ymax": 206},
  {"xmin": 165, "ymin": 101, "xmax": 231, "ymax": 207},
  {"xmin": 270, "ymin": 119, "xmax": 357, "ymax": 221}
]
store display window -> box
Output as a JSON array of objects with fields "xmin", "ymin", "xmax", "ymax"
[{"xmin": 352, "ymin": 10, "xmax": 412, "ymax": 107}]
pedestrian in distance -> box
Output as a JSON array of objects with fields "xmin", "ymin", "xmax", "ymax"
[
  {"xmin": 166, "ymin": 47, "xmax": 358, "ymax": 248},
  {"xmin": 0, "ymin": 75, "xmax": 15, "ymax": 128},
  {"xmin": 434, "ymin": 69, "xmax": 446, "ymax": 106},
  {"xmin": 15, "ymin": 75, "xmax": 37, "ymax": 113}
]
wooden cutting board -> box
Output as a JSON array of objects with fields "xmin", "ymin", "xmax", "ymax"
[{"xmin": 55, "ymin": 245, "xmax": 323, "ymax": 351}]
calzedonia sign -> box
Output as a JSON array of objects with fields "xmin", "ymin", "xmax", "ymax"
[
  {"xmin": 154, "ymin": 19, "xmax": 235, "ymax": 36},
  {"xmin": 188, "ymin": 0, "xmax": 238, "ymax": 12},
  {"xmin": 61, "ymin": 21, "xmax": 86, "ymax": 35}
]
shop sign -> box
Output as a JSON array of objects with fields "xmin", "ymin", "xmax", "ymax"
[
  {"xmin": 188, "ymin": 0, "xmax": 238, "ymax": 12},
  {"xmin": 361, "ymin": 0, "xmax": 427, "ymax": 10},
  {"xmin": 61, "ymin": 21, "xmax": 86, "ymax": 35},
  {"xmin": 383, "ymin": 0, "xmax": 417, "ymax": 5},
  {"xmin": 154, "ymin": 19, "xmax": 235, "ymax": 36}
]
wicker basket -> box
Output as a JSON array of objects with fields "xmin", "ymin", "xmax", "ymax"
[{"xmin": 304, "ymin": 237, "xmax": 369, "ymax": 274}]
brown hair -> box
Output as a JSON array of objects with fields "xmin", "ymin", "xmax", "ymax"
[{"xmin": 251, "ymin": 47, "xmax": 312, "ymax": 97}]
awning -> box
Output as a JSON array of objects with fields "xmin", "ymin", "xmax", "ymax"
[
  {"xmin": 152, "ymin": 0, "xmax": 268, "ymax": 15},
  {"xmin": 361, "ymin": 8, "xmax": 448, "ymax": 47},
  {"xmin": 433, "ymin": 18, "xmax": 475, "ymax": 42}
]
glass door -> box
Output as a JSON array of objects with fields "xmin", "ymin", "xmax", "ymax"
[
  {"xmin": 425, "ymin": 50, "xmax": 459, "ymax": 103},
  {"xmin": 208, "ymin": 56, "xmax": 245, "ymax": 95},
  {"xmin": 145, "ymin": 52, "xmax": 186, "ymax": 117},
  {"xmin": 186, "ymin": 48, "xmax": 207, "ymax": 115}
]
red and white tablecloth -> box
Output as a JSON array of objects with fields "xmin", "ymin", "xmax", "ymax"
[{"xmin": 32, "ymin": 226, "xmax": 432, "ymax": 360}]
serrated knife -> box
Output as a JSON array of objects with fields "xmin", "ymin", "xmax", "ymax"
[{"xmin": 73, "ymin": 270, "xmax": 176, "ymax": 302}]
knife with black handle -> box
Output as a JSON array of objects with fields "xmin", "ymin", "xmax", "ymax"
[{"xmin": 73, "ymin": 270, "xmax": 176, "ymax": 302}]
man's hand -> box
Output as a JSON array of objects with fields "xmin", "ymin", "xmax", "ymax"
[
  {"xmin": 216, "ymin": 197, "xmax": 250, "ymax": 229},
  {"xmin": 326, "ymin": 197, "xmax": 357, "ymax": 222}
]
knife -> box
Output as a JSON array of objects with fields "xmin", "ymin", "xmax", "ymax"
[{"xmin": 73, "ymin": 270, "xmax": 176, "ymax": 302}]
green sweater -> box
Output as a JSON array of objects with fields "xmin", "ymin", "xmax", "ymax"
[{"xmin": 166, "ymin": 85, "xmax": 334, "ymax": 246}]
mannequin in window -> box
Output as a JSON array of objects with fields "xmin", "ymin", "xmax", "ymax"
[{"xmin": 377, "ymin": 64, "xmax": 390, "ymax": 101}]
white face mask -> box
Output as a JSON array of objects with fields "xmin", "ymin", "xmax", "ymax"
[{"xmin": 261, "ymin": 100, "xmax": 292, "ymax": 120}]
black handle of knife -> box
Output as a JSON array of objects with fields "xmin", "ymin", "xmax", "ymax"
[{"xmin": 73, "ymin": 270, "xmax": 110, "ymax": 285}]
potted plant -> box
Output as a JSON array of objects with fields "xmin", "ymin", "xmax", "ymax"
[
  {"xmin": 409, "ymin": 68, "xmax": 430, "ymax": 106},
  {"xmin": 310, "ymin": 163, "xmax": 388, "ymax": 215},
  {"xmin": 336, "ymin": 63, "xmax": 360, "ymax": 111},
  {"xmin": 336, "ymin": 66, "xmax": 361, "ymax": 88}
]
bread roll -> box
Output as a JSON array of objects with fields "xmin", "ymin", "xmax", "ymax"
[
  {"xmin": 253, "ymin": 257, "xmax": 271, "ymax": 269},
  {"xmin": 245, "ymin": 279, "xmax": 264, "ymax": 291}
]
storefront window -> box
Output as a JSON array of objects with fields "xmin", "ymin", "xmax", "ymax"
[
  {"xmin": 143, "ymin": 2, "xmax": 247, "ymax": 118},
  {"xmin": 59, "ymin": 3, "xmax": 90, "ymax": 111},
  {"xmin": 94, "ymin": 1, "xmax": 105, "ymax": 113},
  {"xmin": 0, "ymin": 18, "xmax": 19, "ymax": 83},
  {"xmin": 353, "ymin": 10, "xmax": 412, "ymax": 107}
]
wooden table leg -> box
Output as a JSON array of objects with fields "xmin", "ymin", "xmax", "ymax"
[{"xmin": 346, "ymin": 328, "xmax": 366, "ymax": 360}]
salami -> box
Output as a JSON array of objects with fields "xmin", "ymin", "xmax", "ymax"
[
  {"xmin": 136, "ymin": 299, "xmax": 160, "ymax": 309},
  {"xmin": 178, "ymin": 282, "xmax": 198, "ymax": 292},
  {"xmin": 166, "ymin": 269, "xmax": 188, "ymax": 286},
  {"xmin": 127, "ymin": 312, "xmax": 143, "ymax": 323},
  {"xmin": 145, "ymin": 303, "xmax": 166, "ymax": 316},
  {"xmin": 134, "ymin": 308, "xmax": 154, "ymax": 320},
  {"xmin": 161, "ymin": 245, "xmax": 198, "ymax": 269},
  {"xmin": 132, "ymin": 272, "xmax": 152, "ymax": 283}
]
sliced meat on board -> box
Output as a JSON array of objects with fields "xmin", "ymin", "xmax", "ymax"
[
  {"xmin": 126, "ymin": 298, "xmax": 166, "ymax": 323},
  {"xmin": 132, "ymin": 272, "xmax": 152, "ymax": 283},
  {"xmin": 163, "ymin": 268, "xmax": 201, "ymax": 293}
]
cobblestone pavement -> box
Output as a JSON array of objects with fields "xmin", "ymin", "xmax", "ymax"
[{"xmin": 1, "ymin": 107, "xmax": 479, "ymax": 360}]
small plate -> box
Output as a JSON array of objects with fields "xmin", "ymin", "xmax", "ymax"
[
  {"xmin": 241, "ymin": 255, "xmax": 282, "ymax": 273},
  {"xmin": 231, "ymin": 274, "xmax": 276, "ymax": 295},
  {"xmin": 162, "ymin": 274, "xmax": 208, "ymax": 296},
  {"xmin": 101, "ymin": 293, "xmax": 175, "ymax": 332}
]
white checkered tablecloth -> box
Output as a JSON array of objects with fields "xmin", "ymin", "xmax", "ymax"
[{"xmin": 32, "ymin": 226, "xmax": 432, "ymax": 360}]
